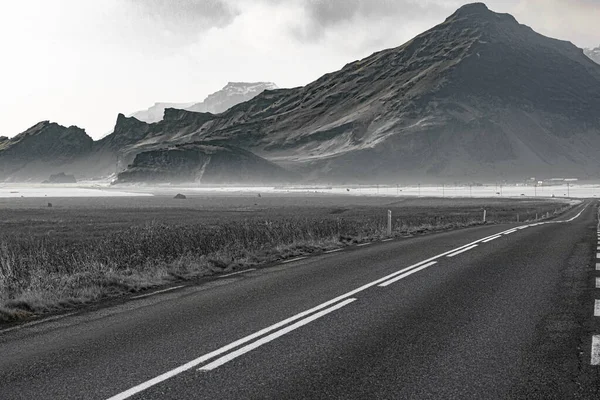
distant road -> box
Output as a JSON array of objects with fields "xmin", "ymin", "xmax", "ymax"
[{"xmin": 1, "ymin": 202, "xmax": 599, "ymax": 399}]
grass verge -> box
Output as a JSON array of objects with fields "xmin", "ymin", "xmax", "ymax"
[{"xmin": 0, "ymin": 201, "xmax": 574, "ymax": 323}]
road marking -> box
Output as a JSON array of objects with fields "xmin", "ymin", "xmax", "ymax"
[
  {"xmin": 596, "ymin": 278, "xmax": 600, "ymax": 288},
  {"xmin": 107, "ymin": 215, "xmax": 587, "ymax": 399},
  {"xmin": 482, "ymin": 235, "xmax": 502, "ymax": 243},
  {"xmin": 598, "ymin": 253, "xmax": 600, "ymax": 259},
  {"xmin": 0, "ymin": 312, "xmax": 76, "ymax": 335},
  {"xmin": 447, "ymin": 244, "xmax": 478, "ymax": 258},
  {"xmin": 218, "ymin": 269, "xmax": 257, "ymax": 278},
  {"xmin": 357, "ymin": 243, "xmax": 372, "ymax": 247},
  {"xmin": 281, "ymin": 257, "xmax": 307, "ymax": 264},
  {"xmin": 325, "ymin": 248, "xmax": 343, "ymax": 254},
  {"xmin": 382, "ymin": 238, "xmax": 393, "ymax": 242},
  {"xmin": 378, "ymin": 262, "xmax": 438, "ymax": 287},
  {"xmin": 199, "ymin": 298, "xmax": 357, "ymax": 371},
  {"xmin": 595, "ymin": 300, "xmax": 600, "ymax": 317},
  {"xmin": 596, "ymin": 263, "xmax": 600, "ymax": 271},
  {"xmin": 131, "ymin": 286, "xmax": 185, "ymax": 300},
  {"xmin": 592, "ymin": 336, "xmax": 600, "ymax": 365},
  {"xmin": 503, "ymin": 229, "xmax": 518, "ymax": 235}
]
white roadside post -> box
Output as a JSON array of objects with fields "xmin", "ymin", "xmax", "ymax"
[
  {"xmin": 483, "ymin": 209, "xmax": 487, "ymax": 223},
  {"xmin": 387, "ymin": 210, "xmax": 392, "ymax": 236}
]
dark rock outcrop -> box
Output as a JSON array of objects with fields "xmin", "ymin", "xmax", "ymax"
[
  {"xmin": 42, "ymin": 172, "xmax": 77, "ymax": 184},
  {"xmin": 114, "ymin": 142, "xmax": 297, "ymax": 184},
  {"xmin": 173, "ymin": 193, "xmax": 187, "ymax": 199},
  {"xmin": 0, "ymin": 122, "xmax": 93, "ymax": 181}
]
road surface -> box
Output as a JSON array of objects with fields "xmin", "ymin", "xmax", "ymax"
[{"xmin": 1, "ymin": 202, "xmax": 599, "ymax": 399}]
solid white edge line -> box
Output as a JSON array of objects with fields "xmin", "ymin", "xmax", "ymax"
[
  {"xmin": 447, "ymin": 244, "xmax": 478, "ymax": 258},
  {"xmin": 357, "ymin": 243, "xmax": 372, "ymax": 247},
  {"xmin": 595, "ymin": 300, "xmax": 600, "ymax": 317},
  {"xmin": 503, "ymin": 229, "xmax": 518, "ymax": 235},
  {"xmin": 482, "ymin": 235, "xmax": 502, "ymax": 243},
  {"xmin": 131, "ymin": 286, "xmax": 186, "ymax": 300},
  {"xmin": 199, "ymin": 298, "xmax": 357, "ymax": 371},
  {"xmin": 382, "ymin": 238, "xmax": 393, "ymax": 242},
  {"xmin": 325, "ymin": 248, "xmax": 343, "ymax": 254},
  {"xmin": 218, "ymin": 269, "xmax": 257, "ymax": 278},
  {"xmin": 378, "ymin": 262, "xmax": 438, "ymax": 287},
  {"xmin": 281, "ymin": 257, "xmax": 307, "ymax": 264},
  {"xmin": 593, "ymin": 336, "xmax": 600, "ymax": 365},
  {"xmin": 0, "ymin": 312, "xmax": 76, "ymax": 335}
]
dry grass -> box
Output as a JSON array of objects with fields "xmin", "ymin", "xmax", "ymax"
[{"xmin": 0, "ymin": 196, "xmax": 572, "ymax": 322}]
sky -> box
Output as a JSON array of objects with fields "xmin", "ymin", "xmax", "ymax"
[{"xmin": 1, "ymin": 0, "xmax": 598, "ymax": 139}]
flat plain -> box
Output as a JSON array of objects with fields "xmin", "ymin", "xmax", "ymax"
[{"xmin": 0, "ymin": 193, "xmax": 572, "ymax": 322}]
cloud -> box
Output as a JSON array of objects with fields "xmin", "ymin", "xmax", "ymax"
[
  {"xmin": 284, "ymin": 0, "xmax": 462, "ymax": 43},
  {"xmin": 510, "ymin": 0, "xmax": 600, "ymax": 47},
  {"xmin": 125, "ymin": 0, "xmax": 240, "ymax": 38}
]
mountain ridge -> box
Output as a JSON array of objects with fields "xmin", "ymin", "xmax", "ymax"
[
  {"xmin": 130, "ymin": 82, "xmax": 278, "ymax": 123},
  {"xmin": 2, "ymin": 2, "xmax": 600, "ymax": 183}
]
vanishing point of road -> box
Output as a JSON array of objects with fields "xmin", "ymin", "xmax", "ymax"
[{"xmin": 1, "ymin": 202, "xmax": 600, "ymax": 399}]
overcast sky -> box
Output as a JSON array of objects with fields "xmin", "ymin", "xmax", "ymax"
[{"xmin": 1, "ymin": 0, "xmax": 598, "ymax": 139}]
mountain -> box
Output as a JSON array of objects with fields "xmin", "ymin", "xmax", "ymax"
[
  {"xmin": 130, "ymin": 102, "xmax": 196, "ymax": 124},
  {"xmin": 186, "ymin": 82, "xmax": 279, "ymax": 114},
  {"xmin": 585, "ymin": 47, "xmax": 600, "ymax": 64},
  {"xmin": 102, "ymin": 2, "xmax": 600, "ymax": 182},
  {"xmin": 130, "ymin": 82, "xmax": 278, "ymax": 123},
  {"xmin": 0, "ymin": 121, "xmax": 93, "ymax": 181},
  {"xmin": 3, "ymin": 3, "xmax": 600, "ymax": 183},
  {"xmin": 114, "ymin": 141, "xmax": 297, "ymax": 184}
]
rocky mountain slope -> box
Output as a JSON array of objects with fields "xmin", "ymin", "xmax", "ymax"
[
  {"xmin": 130, "ymin": 82, "xmax": 278, "ymax": 123},
  {"xmin": 585, "ymin": 47, "xmax": 600, "ymax": 64},
  {"xmin": 3, "ymin": 3, "xmax": 600, "ymax": 183},
  {"xmin": 115, "ymin": 142, "xmax": 296, "ymax": 184},
  {"xmin": 186, "ymin": 82, "xmax": 278, "ymax": 114},
  {"xmin": 0, "ymin": 122, "xmax": 93, "ymax": 181},
  {"xmin": 103, "ymin": 2, "xmax": 600, "ymax": 182},
  {"xmin": 130, "ymin": 102, "xmax": 196, "ymax": 124}
]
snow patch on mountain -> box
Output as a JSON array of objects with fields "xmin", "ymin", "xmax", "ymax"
[
  {"xmin": 130, "ymin": 82, "xmax": 278, "ymax": 123},
  {"xmin": 584, "ymin": 46, "xmax": 600, "ymax": 64}
]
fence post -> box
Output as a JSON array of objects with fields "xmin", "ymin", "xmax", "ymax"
[
  {"xmin": 387, "ymin": 210, "xmax": 392, "ymax": 236},
  {"xmin": 483, "ymin": 209, "xmax": 487, "ymax": 223}
]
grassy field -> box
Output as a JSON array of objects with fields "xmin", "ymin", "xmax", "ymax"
[{"xmin": 0, "ymin": 194, "xmax": 572, "ymax": 322}]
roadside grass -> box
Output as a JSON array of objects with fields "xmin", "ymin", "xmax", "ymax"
[{"xmin": 0, "ymin": 198, "xmax": 573, "ymax": 322}]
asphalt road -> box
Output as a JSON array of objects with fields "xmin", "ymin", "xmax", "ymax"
[{"xmin": 1, "ymin": 201, "xmax": 599, "ymax": 399}]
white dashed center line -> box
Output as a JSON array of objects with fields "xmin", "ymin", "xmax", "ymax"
[
  {"xmin": 446, "ymin": 244, "xmax": 478, "ymax": 258},
  {"xmin": 199, "ymin": 298, "xmax": 357, "ymax": 371}
]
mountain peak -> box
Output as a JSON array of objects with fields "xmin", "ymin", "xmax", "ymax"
[
  {"xmin": 447, "ymin": 2, "xmax": 517, "ymax": 24},
  {"xmin": 455, "ymin": 2, "xmax": 490, "ymax": 15}
]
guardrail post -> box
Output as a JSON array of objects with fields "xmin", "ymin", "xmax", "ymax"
[
  {"xmin": 483, "ymin": 209, "xmax": 487, "ymax": 223},
  {"xmin": 387, "ymin": 210, "xmax": 392, "ymax": 236}
]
